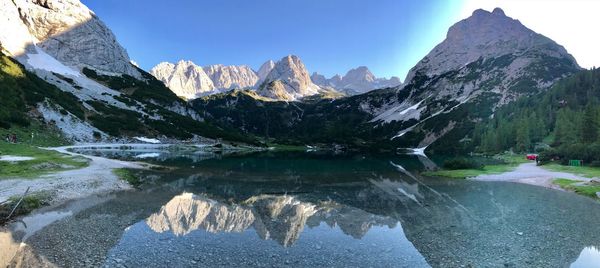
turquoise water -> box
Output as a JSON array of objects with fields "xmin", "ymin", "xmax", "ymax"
[{"xmin": 6, "ymin": 149, "xmax": 600, "ymax": 267}]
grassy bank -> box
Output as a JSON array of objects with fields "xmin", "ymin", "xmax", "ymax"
[
  {"xmin": 0, "ymin": 142, "xmax": 89, "ymax": 179},
  {"xmin": 553, "ymin": 178, "xmax": 600, "ymax": 199},
  {"xmin": 423, "ymin": 154, "xmax": 529, "ymax": 179},
  {"xmin": 543, "ymin": 164, "xmax": 600, "ymax": 178},
  {"xmin": 113, "ymin": 168, "xmax": 142, "ymax": 187},
  {"xmin": 0, "ymin": 192, "xmax": 49, "ymax": 223}
]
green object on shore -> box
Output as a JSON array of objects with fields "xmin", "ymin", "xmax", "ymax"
[{"xmin": 569, "ymin": 160, "xmax": 583, "ymax": 167}]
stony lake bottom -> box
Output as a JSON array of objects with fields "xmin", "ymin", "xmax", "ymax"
[{"xmin": 2, "ymin": 148, "xmax": 600, "ymax": 268}]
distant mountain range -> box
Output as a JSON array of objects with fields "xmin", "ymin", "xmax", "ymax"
[
  {"xmin": 0, "ymin": 1, "xmax": 585, "ymax": 152},
  {"xmin": 151, "ymin": 55, "xmax": 401, "ymax": 101}
]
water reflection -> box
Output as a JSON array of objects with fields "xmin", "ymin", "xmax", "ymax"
[
  {"xmin": 572, "ymin": 247, "xmax": 600, "ymax": 268},
  {"xmin": 145, "ymin": 193, "xmax": 401, "ymax": 247},
  {"xmin": 2, "ymin": 151, "xmax": 600, "ymax": 268}
]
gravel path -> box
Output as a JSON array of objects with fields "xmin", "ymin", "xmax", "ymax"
[
  {"xmin": 471, "ymin": 162, "xmax": 591, "ymax": 189},
  {"xmin": 0, "ymin": 146, "xmax": 146, "ymax": 204}
]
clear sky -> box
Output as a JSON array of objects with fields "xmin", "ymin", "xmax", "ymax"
[{"xmin": 81, "ymin": 0, "xmax": 599, "ymax": 81}]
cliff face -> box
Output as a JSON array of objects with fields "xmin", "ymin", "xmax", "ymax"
[{"xmin": 0, "ymin": 0, "xmax": 140, "ymax": 78}]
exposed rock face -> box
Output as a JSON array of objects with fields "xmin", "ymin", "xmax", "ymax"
[
  {"xmin": 257, "ymin": 55, "xmax": 320, "ymax": 101},
  {"xmin": 360, "ymin": 8, "xmax": 581, "ymax": 150},
  {"xmin": 192, "ymin": 8, "xmax": 581, "ymax": 153},
  {"xmin": 404, "ymin": 7, "xmax": 577, "ymax": 83},
  {"xmin": 0, "ymin": 0, "xmax": 140, "ymax": 78},
  {"xmin": 203, "ymin": 64, "xmax": 258, "ymax": 90},
  {"xmin": 151, "ymin": 61, "xmax": 215, "ymax": 99},
  {"xmin": 151, "ymin": 61, "xmax": 259, "ymax": 99},
  {"xmin": 311, "ymin": 66, "xmax": 402, "ymax": 95},
  {"xmin": 256, "ymin": 60, "xmax": 275, "ymax": 84}
]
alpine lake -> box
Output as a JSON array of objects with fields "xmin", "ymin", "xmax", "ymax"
[{"xmin": 3, "ymin": 146, "xmax": 600, "ymax": 268}]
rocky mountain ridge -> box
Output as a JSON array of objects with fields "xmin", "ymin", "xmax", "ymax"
[
  {"xmin": 0, "ymin": 0, "xmax": 141, "ymax": 78},
  {"xmin": 152, "ymin": 55, "xmax": 400, "ymax": 101},
  {"xmin": 193, "ymin": 8, "xmax": 581, "ymax": 153},
  {"xmin": 0, "ymin": 0, "xmax": 257, "ymax": 145},
  {"xmin": 311, "ymin": 66, "xmax": 402, "ymax": 95}
]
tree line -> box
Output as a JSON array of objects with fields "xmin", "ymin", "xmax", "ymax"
[{"xmin": 471, "ymin": 68, "xmax": 600, "ymax": 164}]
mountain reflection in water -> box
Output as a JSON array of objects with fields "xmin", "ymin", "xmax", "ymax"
[
  {"xmin": 3, "ymin": 151, "xmax": 600, "ymax": 268},
  {"xmin": 145, "ymin": 193, "xmax": 400, "ymax": 247}
]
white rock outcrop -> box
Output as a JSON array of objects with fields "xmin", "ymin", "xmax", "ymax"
[
  {"xmin": 256, "ymin": 60, "xmax": 275, "ymax": 84},
  {"xmin": 0, "ymin": 0, "xmax": 140, "ymax": 78},
  {"xmin": 257, "ymin": 55, "xmax": 320, "ymax": 101},
  {"xmin": 403, "ymin": 8, "xmax": 577, "ymax": 83},
  {"xmin": 150, "ymin": 61, "xmax": 216, "ymax": 99},
  {"xmin": 151, "ymin": 61, "xmax": 260, "ymax": 99},
  {"xmin": 203, "ymin": 64, "xmax": 259, "ymax": 90}
]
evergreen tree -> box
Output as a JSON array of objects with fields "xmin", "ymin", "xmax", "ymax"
[
  {"xmin": 580, "ymin": 103, "xmax": 598, "ymax": 143},
  {"xmin": 515, "ymin": 118, "xmax": 531, "ymax": 152}
]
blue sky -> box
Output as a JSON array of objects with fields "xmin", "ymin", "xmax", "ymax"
[{"xmin": 80, "ymin": 1, "xmax": 471, "ymax": 80}]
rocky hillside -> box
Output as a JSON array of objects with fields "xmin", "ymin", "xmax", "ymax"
[
  {"xmin": 256, "ymin": 55, "xmax": 322, "ymax": 101},
  {"xmin": 0, "ymin": 0, "xmax": 258, "ymax": 145},
  {"xmin": 194, "ymin": 8, "xmax": 581, "ymax": 152},
  {"xmin": 151, "ymin": 60, "xmax": 259, "ymax": 100},
  {"xmin": 0, "ymin": 0, "xmax": 140, "ymax": 78}
]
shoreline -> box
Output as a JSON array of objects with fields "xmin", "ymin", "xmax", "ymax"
[
  {"xmin": 0, "ymin": 145, "xmax": 151, "ymax": 206},
  {"xmin": 470, "ymin": 162, "xmax": 592, "ymax": 192}
]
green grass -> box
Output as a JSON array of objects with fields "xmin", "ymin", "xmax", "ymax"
[
  {"xmin": 0, "ymin": 142, "xmax": 89, "ymax": 179},
  {"xmin": 543, "ymin": 164, "xmax": 600, "ymax": 179},
  {"xmin": 113, "ymin": 168, "xmax": 142, "ymax": 187},
  {"xmin": 0, "ymin": 122, "xmax": 71, "ymax": 147},
  {"xmin": 0, "ymin": 192, "xmax": 49, "ymax": 221},
  {"xmin": 553, "ymin": 178, "xmax": 600, "ymax": 199},
  {"xmin": 423, "ymin": 153, "xmax": 529, "ymax": 179}
]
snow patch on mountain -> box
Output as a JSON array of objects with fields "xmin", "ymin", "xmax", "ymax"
[{"xmin": 26, "ymin": 45, "xmax": 81, "ymax": 77}]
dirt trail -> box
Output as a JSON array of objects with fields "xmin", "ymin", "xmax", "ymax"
[
  {"xmin": 0, "ymin": 146, "xmax": 145, "ymax": 204},
  {"xmin": 471, "ymin": 162, "xmax": 591, "ymax": 189}
]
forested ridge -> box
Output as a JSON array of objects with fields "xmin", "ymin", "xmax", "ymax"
[{"xmin": 472, "ymin": 68, "xmax": 600, "ymax": 163}]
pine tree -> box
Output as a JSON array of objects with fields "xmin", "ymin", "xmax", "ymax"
[
  {"xmin": 580, "ymin": 103, "xmax": 598, "ymax": 143},
  {"xmin": 515, "ymin": 118, "xmax": 531, "ymax": 152}
]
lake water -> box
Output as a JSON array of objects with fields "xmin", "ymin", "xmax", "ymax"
[{"xmin": 3, "ymin": 148, "xmax": 600, "ymax": 267}]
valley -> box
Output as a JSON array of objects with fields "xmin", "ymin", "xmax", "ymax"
[{"xmin": 0, "ymin": 0, "xmax": 599, "ymax": 267}]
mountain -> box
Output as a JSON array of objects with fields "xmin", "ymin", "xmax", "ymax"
[
  {"xmin": 150, "ymin": 61, "xmax": 259, "ymax": 100},
  {"xmin": 153, "ymin": 56, "xmax": 398, "ymax": 101},
  {"xmin": 311, "ymin": 66, "xmax": 402, "ymax": 95},
  {"xmin": 257, "ymin": 55, "xmax": 321, "ymax": 101},
  {"xmin": 256, "ymin": 60, "xmax": 275, "ymax": 84},
  {"xmin": 193, "ymin": 8, "xmax": 581, "ymax": 153},
  {"xmin": 150, "ymin": 61, "xmax": 215, "ymax": 99},
  {"xmin": 203, "ymin": 64, "xmax": 258, "ymax": 90},
  {"xmin": 0, "ymin": 0, "xmax": 258, "ymax": 145},
  {"xmin": 365, "ymin": 7, "xmax": 580, "ymax": 152},
  {"xmin": 0, "ymin": 0, "xmax": 140, "ymax": 78}
]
